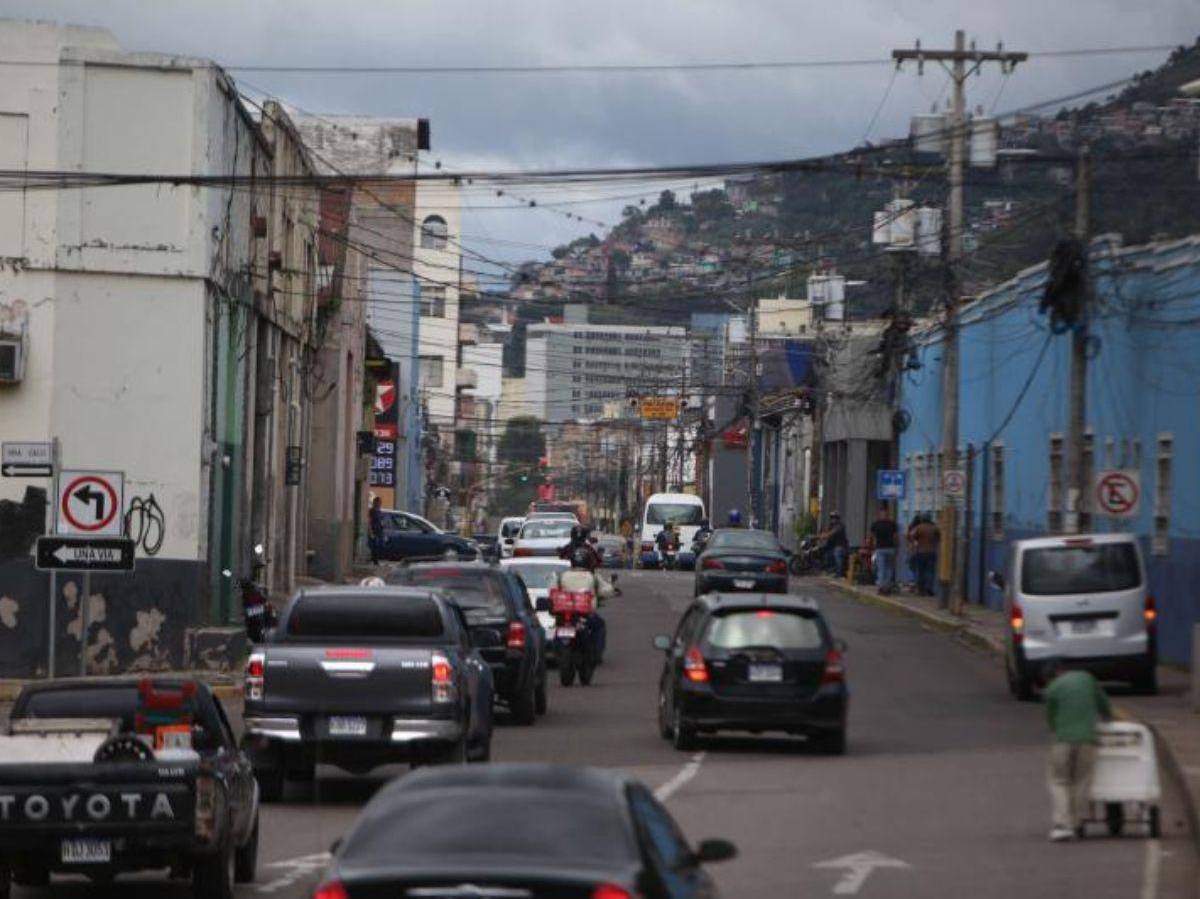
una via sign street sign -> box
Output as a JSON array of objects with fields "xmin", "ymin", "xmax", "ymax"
[
  {"xmin": 1, "ymin": 441, "xmax": 54, "ymax": 477},
  {"xmin": 36, "ymin": 536, "xmax": 135, "ymax": 572},
  {"xmin": 56, "ymin": 470, "xmax": 125, "ymax": 537},
  {"xmin": 876, "ymin": 469, "xmax": 906, "ymax": 501}
]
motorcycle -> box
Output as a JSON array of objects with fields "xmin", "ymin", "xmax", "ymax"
[
  {"xmin": 789, "ymin": 536, "xmax": 825, "ymax": 576},
  {"xmin": 547, "ymin": 570, "xmax": 602, "ymax": 687},
  {"xmin": 656, "ymin": 535, "xmax": 680, "ymax": 570},
  {"xmin": 226, "ymin": 543, "xmax": 276, "ymax": 644}
]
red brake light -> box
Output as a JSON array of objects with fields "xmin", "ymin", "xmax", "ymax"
[
  {"xmin": 246, "ymin": 658, "xmax": 264, "ymax": 678},
  {"xmin": 514, "ymin": 547, "xmax": 532, "ymax": 557},
  {"xmin": 245, "ymin": 652, "xmax": 266, "ymax": 701},
  {"xmin": 756, "ymin": 609, "xmax": 774, "ymax": 618},
  {"xmin": 1144, "ymin": 595, "xmax": 1157, "ymax": 629},
  {"xmin": 593, "ymin": 884, "xmax": 633, "ymax": 899},
  {"xmin": 766, "ymin": 559, "xmax": 787, "ymax": 575},
  {"xmin": 702, "ymin": 557, "xmax": 724, "ymax": 570},
  {"xmin": 1010, "ymin": 601, "xmax": 1025, "ymax": 644},
  {"xmin": 821, "ymin": 648, "xmax": 845, "ymax": 685},
  {"xmin": 684, "ymin": 647, "xmax": 709, "ymax": 683},
  {"xmin": 432, "ymin": 659, "xmax": 452, "ymax": 684},
  {"xmin": 313, "ymin": 881, "xmax": 349, "ymax": 899},
  {"xmin": 507, "ymin": 621, "xmax": 527, "ymax": 650},
  {"xmin": 325, "ymin": 648, "xmax": 373, "ymax": 660},
  {"xmin": 1063, "ymin": 537, "xmax": 1094, "ymax": 547}
]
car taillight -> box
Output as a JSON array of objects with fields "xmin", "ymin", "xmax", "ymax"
[
  {"xmin": 245, "ymin": 652, "xmax": 265, "ymax": 701},
  {"xmin": 701, "ymin": 557, "xmax": 724, "ymax": 570},
  {"xmin": 1010, "ymin": 601, "xmax": 1025, "ymax": 643},
  {"xmin": 313, "ymin": 881, "xmax": 349, "ymax": 899},
  {"xmin": 431, "ymin": 651, "xmax": 456, "ymax": 704},
  {"xmin": 684, "ymin": 647, "xmax": 709, "ymax": 683},
  {"xmin": 325, "ymin": 648, "xmax": 373, "ymax": 660},
  {"xmin": 593, "ymin": 885, "xmax": 634, "ymax": 899},
  {"xmin": 641, "ymin": 541, "xmax": 655, "ymax": 552},
  {"xmin": 766, "ymin": 559, "xmax": 787, "ymax": 575},
  {"xmin": 514, "ymin": 547, "xmax": 532, "ymax": 557},
  {"xmin": 821, "ymin": 648, "xmax": 845, "ymax": 685},
  {"xmin": 507, "ymin": 621, "xmax": 527, "ymax": 650},
  {"xmin": 1144, "ymin": 595, "xmax": 1157, "ymax": 630}
]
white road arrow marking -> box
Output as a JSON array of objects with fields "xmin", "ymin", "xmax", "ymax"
[{"xmin": 813, "ymin": 850, "xmax": 912, "ymax": 895}]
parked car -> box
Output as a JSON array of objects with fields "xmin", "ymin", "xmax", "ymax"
[
  {"xmin": 694, "ymin": 529, "xmax": 789, "ymax": 596},
  {"xmin": 654, "ymin": 593, "xmax": 848, "ymax": 754},
  {"xmin": 242, "ymin": 586, "xmax": 494, "ymax": 799},
  {"xmin": 512, "ymin": 518, "xmax": 574, "ymax": 558},
  {"xmin": 373, "ymin": 509, "xmax": 478, "ymax": 562},
  {"xmin": 0, "ymin": 677, "xmax": 259, "ymax": 899},
  {"xmin": 313, "ymin": 763, "xmax": 735, "ymax": 899},
  {"xmin": 501, "ymin": 557, "xmax": 572, "ymax": 648},
  {"xmin": 595, "ymin": 533, "xmax": 627, "ymax": 569},
  {"xmin": 639, "ymin": 493, "xmax": 706, "ymax": 568},
  {"xmin": 994, "ymin": 532, "xmax": 1157, "ymax": 699},
  {"xmin": 497, "ymin": 516, "xmax": 526, "ymax": 558},
  {"xmin": 388, "ymin": 562, "xmax": 548, "ymax": 723}
]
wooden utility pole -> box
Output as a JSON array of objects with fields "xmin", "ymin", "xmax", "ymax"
[
  {"xmin": 745, "ymin": 267, "xmax": 759, "ymax": 525},
  {"xmin": 1065, "ymin": 145, "xmax": 1091, "ymax": 534},
  {"xmin": 893, "ymin": 31, "xmax": 1026, "ymax": 613}
]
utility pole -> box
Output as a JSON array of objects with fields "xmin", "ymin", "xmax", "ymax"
[
  {"xmin": 1065, "ymin": 145, "xmax": 1091, "ymax": 534},
  {"xmin": 744, "ymin": 267, "xmax": 759, "ymax": 526},
  {"xmin": 893, "ymin": 31, "xmax": 1026, "ymax": 613}
]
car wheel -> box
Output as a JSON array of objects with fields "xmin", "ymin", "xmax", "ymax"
[
  {"xmin": 578, "ymin": 649, "xmax": 596, "ymax": 686},
  {"xmin": 1105, "ymin": 802, "xmax": 1125, "ymax": 837},
  {"xmin": 255, "ymin": 765, "xmax": 284, "ymax": 803},
  {"xmin": 467, "ymin": 730, "xmax": 492, "ymax": 763},
  {"xmin": 672, "ymin": 708, "xmax": 696, "ymax": 751},
  {"xmin": 0, "ymin": 866, "xmax": 9, "ymax": 899},
  {"xmin": 1133, "ymin": 663, "xmax": 1158, "ymax": 696},
  {"xmin": 234, "ymin": 812, "xmax": 259, "ymax": 883},
  {"xmin": 1006, "ymin": 653, "xmax": 1034, "ymax": 702},
  {"xmin": 813, "ymin": 729, "xmax": 847, "ymax": 756},
  {"xmin": 193, "ymin": 838, "xmax": 235, "ymax": 899},
  {"xmin": 12, "ymin": 865, "xmax": 48, "ymax": 887},
  {"xmin": 1149, "ymin": 806, "xmax": 1161, "ymax": 838},
  {"xmin": 511, "ymin": 678, "xmax": 537, "ymax": 726},
  {"xmin": 534, "ymin": 667, "xmax": 548, "ymax": 715},
  {"xmin": 433, "ymin": 737, "xmax": 469, "ymax": 765},
  {"xmin": 657, "ymin": 690, "xmax": 673, "ymax": 740}
]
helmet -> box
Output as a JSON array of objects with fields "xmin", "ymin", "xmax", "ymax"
[
  {"xmin": 727, "ymin": 508, "xmax": 742, "ymax": 526},
  {"xmin": 569, "ymin": 544, "xmax": 593, "ymax": 570},
  {"xmin": 570, "ymin": 524, "xmax": 587, "ymax": 542}
]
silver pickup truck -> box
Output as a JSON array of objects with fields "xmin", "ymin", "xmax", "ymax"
[{"xmin": 241, "ymin": 585, "xmax": 495, "ymax": 800}]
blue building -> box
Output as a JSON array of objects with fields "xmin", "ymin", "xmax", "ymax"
[{"xmin": 899, "ymin": 234, "xmax": 1200, "ymax": 665}]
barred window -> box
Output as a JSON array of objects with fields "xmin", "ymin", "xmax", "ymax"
[{"xmin": 1153, "ymin": 434, "xmax": 1173, "ymax": 555}]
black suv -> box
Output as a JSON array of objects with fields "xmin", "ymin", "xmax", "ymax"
[
  {"xmin": 388, "ymin": 563, "xmax": 548, "ymax": 724},
  {"xmin": 653, "ymin": 592, "xmax": 848, "ymax": 754}
]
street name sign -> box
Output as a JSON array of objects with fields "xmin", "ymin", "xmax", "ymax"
[
  {"xmin": 1095, "ymin": 469, "xmax": 1140, "ymax": 519},
  {"xmin": 2, "ymin": 441, "xmax": 54, "ymax": 478},
  {"xmin": 876, "ymin": 469, "xmax": 906, "ymax": 501},
  {"xmin": 56, "ymin": 470, "xmax": 125, "ymax": 536},
  {"xmin": 36, "ymin": 536, "xmax": 135, "ymax": 572}
]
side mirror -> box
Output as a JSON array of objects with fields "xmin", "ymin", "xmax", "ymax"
[
  {"xmin": 693, "ymin": 838, "xmax": 737, "ymax": 865},
  {"xmin": 989, "ymin": 570, "xmax": 1005, "ymax": 591},
  {"xmin": 535, "ymin": 597, "xmax": 551, "ymax": 613},
  {"xmin": 652, "ymin": 634, "xmax": 672, "ymax": 652}
]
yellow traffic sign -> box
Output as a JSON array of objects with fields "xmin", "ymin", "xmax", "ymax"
[{"xmin": 639, "ymin": 397, "xmax": 679, "ymax": 420}]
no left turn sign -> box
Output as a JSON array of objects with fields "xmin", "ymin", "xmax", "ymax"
[
  {"xmin": 57, "ymin": 470, "xmax": 125, "ymax": 536},
  {"xmin": 1095, "ymin": 469, "xmax": 1140, "ymax": 519}
]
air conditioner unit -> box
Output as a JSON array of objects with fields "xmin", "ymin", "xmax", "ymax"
[{"xmin": 0, "ymin": 334, "xmax": 25, "ymax": 383}]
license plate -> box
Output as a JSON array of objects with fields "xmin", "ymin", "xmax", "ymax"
[
  {"xmin": 1071, "ymin": 619, "xmax": 1099, "ymax": 635},
  {"xmin": 733, "ymin": 579, "xmax": 755, "ymax": 589},
  {"xmin": 748, "ymin": 663, "xmax": 783, "ymax": 682},
  {"xmin": 62, "ymin": 838, "xmax": 111, "ymax": 864},
  {"xmin": 556, "ymin": 627, "xmax": 576, "ymax": 640},
  {"xmin": 328, "ymin": 715, "xmax": 368, "ymax": 736}
]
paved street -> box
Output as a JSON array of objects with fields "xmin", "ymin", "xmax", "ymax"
[{"xmin": 12, "ymin": 570, "xmax": 1194, "ymax": 898}]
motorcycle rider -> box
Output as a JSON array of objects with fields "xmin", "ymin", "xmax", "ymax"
[
  {"xmin": 727, "ymin": 508, "xmax": 743, "ymax": 528},
  {"xmin": 558, "ymin": 524, "xmax": 609, "ymax": 660},
  {"xmin": 655, "ymin": 521, "xmax": 679, "ymax": 568}
]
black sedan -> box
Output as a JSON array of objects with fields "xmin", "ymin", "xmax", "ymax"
[
  {"xmin": 314, "ymin": 764, "xmax": 736, "ymax": 899},
  {"xmin": 654, "ymin": 592, "xmax": 848, "ymax": 754},
  {"xmin": 694, "ymin": 528, "xmax": 789, "ymax": 596}
]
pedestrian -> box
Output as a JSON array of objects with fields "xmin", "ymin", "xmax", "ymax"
[
  {"xmin": 821, "ymin": 512, "xmax": 848, "ymax": 577},
  {"xmin": 910, "ymin": 514, "xmax": 940, "ymax": 596},
  {"xmin": 368, "ymin": 496, "xmax": 383, "ymax": 566},
  {"xmin": 1043, "ymin": 659, "xmax": 1112, "ymax": 841},
  {"xmin": 867, "ymin": 505, "xmax": 898, "ymax": 593},
  {"xmin": 619, "ymin": 517, "xmax": 635, "ymax": 569}
]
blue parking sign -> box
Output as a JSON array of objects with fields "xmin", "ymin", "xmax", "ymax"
[{"xmin": 877, "ymin": 469, "xmax": 906, "ymax": 501}]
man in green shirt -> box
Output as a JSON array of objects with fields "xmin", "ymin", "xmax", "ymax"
[{"xmin": 1043, "ymin": 659, "xmax": 1112, "ymax": 841}]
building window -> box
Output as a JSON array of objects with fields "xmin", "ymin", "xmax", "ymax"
[
  {"xmin": 1048, "ymin": 434, "xmax": 1064, "ymax": 533},
  {"xmin": 1153, "ymin": 434, "xmax": 1172, "ymax": 555},
  {"xmin": 990, "ymin": 443, "xmax": 1005, "ymax": 539},
  {"xmin": 1079, "ymin": 431, "xmax": 1095, "ymax": 532},
  {"xmin": 420, "ymin": 215, "xmax": 448, "ymax": 250},
  {"xmin": 419, "ymin": 356, "xmax": 443, "ymax": 388},
  {"xmin": 420, "ymin": 285, "xmax": 446, "ymax": 318}
]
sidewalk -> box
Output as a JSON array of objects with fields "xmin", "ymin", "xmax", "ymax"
[{"xmin": 825, "ymin": 575, "xmax": 1200, "ymax": 852}]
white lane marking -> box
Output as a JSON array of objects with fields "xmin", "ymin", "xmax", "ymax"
[
  {"xmin": 812, "ymin": 850, "xmax": 912, "ymax": 895},
  {"xmin": 256, "ymin": 851, "xmax": 332, "ymax": 894},
  {"xmin": 655, "ymin": 751, "xmax": 706, "ymax": 802},
  {"xmin": 1140, "ymin": 839, "xmax": 1161, "ymax": 899}
]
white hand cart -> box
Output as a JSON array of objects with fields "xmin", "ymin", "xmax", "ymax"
[{"xmin": 1083, "ymin": 721, "xmax": 1162, "ymax": 838}]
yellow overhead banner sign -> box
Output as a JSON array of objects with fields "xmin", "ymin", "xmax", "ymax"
[{"xmin": 640, "ymin": 397, "xmax": 679, "ymax": 420}]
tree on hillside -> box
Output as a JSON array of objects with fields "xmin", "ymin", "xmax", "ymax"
[{"xmin": 657, "ymin": 189, "xmax": 676, "ymax": 212}]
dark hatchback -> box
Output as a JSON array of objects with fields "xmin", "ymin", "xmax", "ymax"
[
  {"xmin": 694, "ymin": 529, "xmax": 789, "ymax": 596},
  {"xmin": 654, "ymin": 593, "xmax": 848, "ymax": 754},
  {"xmin": 313, "ymin": 763, "xmax": 735, "ymax": 899},
  {"xmin": 387, "ymin": 563, "xmax": 548, "ymax": 724}
]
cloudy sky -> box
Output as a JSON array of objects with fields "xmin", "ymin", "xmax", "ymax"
[{"xmin": 5, "ymin": 0, "xmax": 1198, "ymax": 270}]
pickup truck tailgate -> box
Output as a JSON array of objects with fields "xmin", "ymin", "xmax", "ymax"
[{"xmin": 261, "ymin": 646, "xmax": 434, "ymax": 716}]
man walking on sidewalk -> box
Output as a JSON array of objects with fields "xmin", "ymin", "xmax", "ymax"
[
  {"xmin": 910, "ymin": 514, "xmax": 940, "ymax": 596},
  {"xmin": 1043, "ymin": 659, "xmax": 1112, "ymax": 841},
  {"xmin": 868, "ymin": 506, "xmax": 898, "ymax": 593}
]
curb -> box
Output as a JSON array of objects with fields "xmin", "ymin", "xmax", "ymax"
[{"xmin": 824, "ymin": 576, "xmax": 1200, "ymax": 855}]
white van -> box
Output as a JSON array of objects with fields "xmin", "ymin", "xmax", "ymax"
[
  {"xmin": 994, "ymin": 532, "xmax": 1156, "ymax": 699},
  {"xmin": 639, "ymin": 493, "xmax": 706, "ymax": 562}
]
